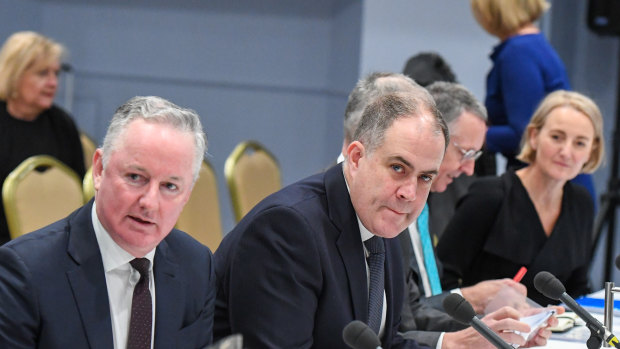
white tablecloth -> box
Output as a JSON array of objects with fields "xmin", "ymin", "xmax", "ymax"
[{"xmin": 546, "ymin": 311, "xmax": 619, "ymax": 349}]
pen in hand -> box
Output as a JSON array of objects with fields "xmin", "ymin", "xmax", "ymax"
[{"xmin": 513, "ymin": 267, "xmax": 527, "ymax": 283}]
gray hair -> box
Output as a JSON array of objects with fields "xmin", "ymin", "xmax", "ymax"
[
  {"xmin": 102, "ymin": 96, "xmax": 207, "ymax": 182},
  {"xmin": 353, "ymin": 91, "xmax": 449, "ymax": 154},
  {"xmin": 343, "ymin": 72, "xmax": 420, "ymax": 145},
  {"xmin": 427, "ymin": 82, "xmax": 487, "ymax": 129}
]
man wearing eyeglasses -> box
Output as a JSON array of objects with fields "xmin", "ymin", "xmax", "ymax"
[
  {"xmin": 398, "ymin": 82, "xmax": 534, "ymax": 348},
  {"xmin": 334, "ymin": 76, "xmax": 553, "ymax": 348}
]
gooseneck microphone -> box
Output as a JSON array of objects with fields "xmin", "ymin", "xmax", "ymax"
[
  {"xmin": 342, "ymin": 320, "xmax": 382, "ymax": 349},
  {"xmin": 534, "ymin": 271, "xmax": 619, "ymax": 347},
  {"xmin": 443, "ymin": 293, "xmax": 513, "ymax": 349}
]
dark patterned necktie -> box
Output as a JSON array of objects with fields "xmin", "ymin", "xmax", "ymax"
[
  {"xmin": 364, "ymin": 236, "xmax": 385, "ymax": 334},
  {"xmin": 128, "ymin": 258, "xmax": 152, "ymax": 349}
]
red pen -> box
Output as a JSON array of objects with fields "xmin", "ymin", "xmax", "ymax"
[{"xmin": 513, "ymin": 266, "xmax": 527, "ymax": 282}]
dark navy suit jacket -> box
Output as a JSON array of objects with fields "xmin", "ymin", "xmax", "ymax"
[
  {"xmin": 0, "ymin": 200, "xmax": 216, "ymax": 348},
  {"xmin": 214, "ymin": 164, "xmax": 428, "ymax": 348}
]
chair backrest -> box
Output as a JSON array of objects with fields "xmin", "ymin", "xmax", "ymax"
[
  {"xmin": 83, "ymin": 166, "xmax": 95, "ymax": 201},
  {"xmin": 225, "ymin": 140, "xmax": 281, "ymax": 222},
  {"xmin": 80, "ymin": 132, "xmax": 97, "ymax": 170},
  {"xmin": 2, "ymin": 155, "xmax": 85, "ymax": 239},
  {"xmin": 176, "ymin": 159, "xmax": 223, "ymax": 250}
]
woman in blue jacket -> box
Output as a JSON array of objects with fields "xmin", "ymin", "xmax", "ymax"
[{"xmin": 471, "ymin": 0, "xmax": 596, "ymax": 203}]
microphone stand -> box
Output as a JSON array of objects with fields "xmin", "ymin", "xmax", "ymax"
[
  {"xmin": 604, "ymin": 282, "xmax": 620, "ymax": 347},
  {"xmin": 589, "ymin": 330, "xmax": 604, "ymax": 349}
]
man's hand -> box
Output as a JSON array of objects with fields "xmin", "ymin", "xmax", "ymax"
[
  {"xmin": 442, "ymin": 306, "xmax": 530, "ymax": 349},
  {"xmin": 442, "ymin": 305, "xmax": 564, "ymax": 349},
  {"xmin": 520, "ymin": 306, "xmax": 564, "ymax": 348},
  {"xmin": 461, "ymin": 279, "xmax": 527, "ymax": 314}
]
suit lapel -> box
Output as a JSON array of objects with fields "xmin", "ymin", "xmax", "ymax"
[
  {"xmin": 397, "ymin": 228, "xmax": 414, "ymax": 272},
  {"xmin": 325, "ymin": 164, "xmax": 368, "ymax": 321},
  {"xmin": 153, "ymin": 239, "xmax": 184, "ymax": 347},
  {"xmin": 65, "ymin": 201, "xmax": 114, "ymax": 349}
]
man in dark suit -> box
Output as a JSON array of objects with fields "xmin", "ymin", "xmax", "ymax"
[
  {"xmin": 215, "ymin": 88, "xmax": 448, "ymax": 348},
  {"xmin": 337, "ymin": 75, "xmax": 554, "ymax": 349},
  {"xmin": 0, "ymin": 96, "xmax": 215, "ymax": 348},
  {"xmin": 397, "ymin": 82, "xmax": 543, "ymax": 348}
]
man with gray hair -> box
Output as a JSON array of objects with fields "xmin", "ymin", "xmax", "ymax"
[
  {"xmin": 0, "ymin": 96, "xmax": 215, "ymax": 348},
  {"xmin": 340, "ymin": 72, "xmax": 420, "ymax": 159},
  {"xmin": 340, "ymin": 75, "xmax": 555, "ymax": 348},
  {"xmin": 216, "ymin": 89, "xmax": 447, "ymax": 348}
]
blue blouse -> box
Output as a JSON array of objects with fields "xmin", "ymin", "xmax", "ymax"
[{"xmin": 485, "ymin": 32, "xmax": 570, "ymax": 156}]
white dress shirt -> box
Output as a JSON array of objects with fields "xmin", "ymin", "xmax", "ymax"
[
  {"xmin": 407, "ymin": 221, "xmax": 434, "ymax": 298},
  {"xmin": 92, "ymin": 203, "xmax": 156, "ymax": 349}
]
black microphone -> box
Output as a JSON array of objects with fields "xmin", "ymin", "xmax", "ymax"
[
  {"xmin": 534, "ymin": 271, "xmax": 619, "ymax": 347},
  {"xmin": 443, "ymin": 293, "xmax": 513, "ymax": 349},
  {"xmin": 615, "ymin": 254, "xmax": 620, "ymax": 271},
  {"xmin": 342, "ymin": 320, "xmax": 382, "ymax": 349}
]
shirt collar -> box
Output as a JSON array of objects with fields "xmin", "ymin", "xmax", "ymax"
[
  {"xmin": 341, "ymin": 167, "xmax": 375, "ymax": 243},
  {"xmin": 92, "ymin": 202, "xmax": 156, "ymax": 273}
]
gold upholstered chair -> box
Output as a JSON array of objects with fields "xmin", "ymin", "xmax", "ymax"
[
  {"xmin": 224, "ymin": 140, "xmax": 281, "ymax": 222},
  {"xmin": 79, "ymin": 131, "xmax": 97, "ymax": 171},
  {"xmin": 176, "ymin": 159, "xmax": 223, "ymax": 250},
  {"xmin": 2, "ymin": 155, "xmax": 85, "ymax": 239},
  {"xmin": 83, "ymin": 166, "xmax": 95, "ymax": 201}
]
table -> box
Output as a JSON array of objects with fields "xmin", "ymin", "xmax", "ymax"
[
  {"xmin": 547, "ymin": 338, "xmax": 592, "ymax": 348},
  {"xmin": 546, "ymin": 312, "xmax": 619, "ymax": 348}
]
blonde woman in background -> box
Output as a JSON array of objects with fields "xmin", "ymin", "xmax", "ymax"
[{"xmin": 0, "ymin": 31, "xmax": 84, "ymax": 245}]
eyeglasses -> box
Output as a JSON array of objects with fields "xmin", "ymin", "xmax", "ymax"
[{"xmin": 453, "ymin": 142, "xmax": 483, "ymax": 162}]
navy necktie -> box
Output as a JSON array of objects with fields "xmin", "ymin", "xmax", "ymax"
[
  {"xmin": 364, "ymin": 236, "xmax": 385, "ymax": 334},
  {"xmin": 128, "ymin": 258, "xmax": 152, "ymax": 349}
]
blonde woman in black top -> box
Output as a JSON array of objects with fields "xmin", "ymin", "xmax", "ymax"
[{"xmin": 437, "ymin": 90, "xmax": 605, "ymax": 306}]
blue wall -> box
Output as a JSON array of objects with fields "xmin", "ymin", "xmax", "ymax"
[{"xmin": 1, "ymin": 0, "xmax": 361, "ymax": 231}]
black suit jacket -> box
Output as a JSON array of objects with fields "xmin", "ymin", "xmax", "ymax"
[
  {"xmin": 215, "ymin": 164, "xmax": 428, "ymax": 348},
  {"xmin": 0, "ymin": 200, "xmax": 216, "ymax": 348}
]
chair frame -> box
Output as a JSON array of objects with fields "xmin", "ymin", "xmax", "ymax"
[
  {"xmin": 2, "ymin": 155, "xmax": 85, "ymax": 239},
  {"xmin": 83, "ymin": 166, "xmax": 95, "ymax": 201},
  {"xmin": 79, "ymin": 131, "xmax": 97, "ymax": 171},
  {"xmin": 224, "ymin": 140, "xmax": 280, "ymax": 222},
  {"xmin": 176, "ymin": 158, "xmax": 223, "ymax": 250}
]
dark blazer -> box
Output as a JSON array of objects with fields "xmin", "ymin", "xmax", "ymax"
[
  {"xmin": 0, "ymin": 200, "xmax": 216, "ymax": 348},
  {"xmin": 397, "ymin": 229, "xmax": 465, "ymax": 347},
  {"xmin": 214, "ymin": 164, "xmax": 428, "ymax": 349}
]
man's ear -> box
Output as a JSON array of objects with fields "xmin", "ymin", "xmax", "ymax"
[
  {"xmin": 346, "ymin": 141, "xmax": 365, "ymax": 170},
  {"xmin": 92, "ymin": 149, "xmax": 104, "ymax": 192}
]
